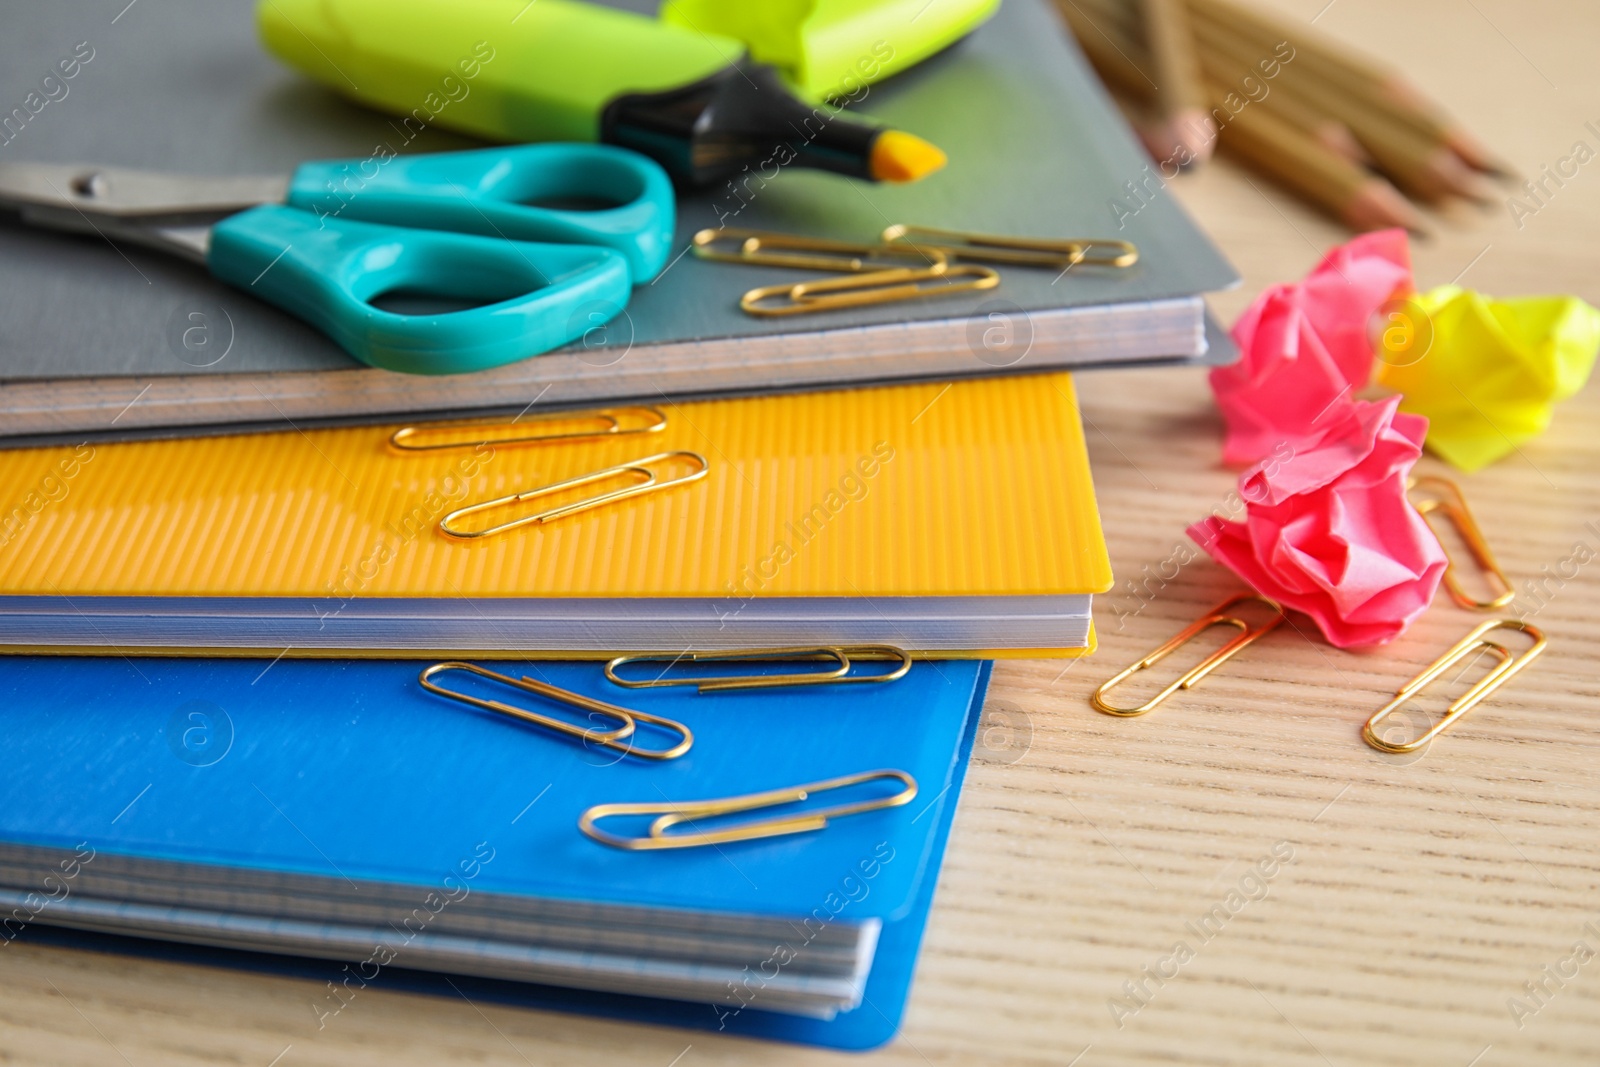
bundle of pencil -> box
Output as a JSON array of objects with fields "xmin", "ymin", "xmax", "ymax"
[{"xmin": 1052, "ymin": 0, "xmax": 1506, "ymax": 232}]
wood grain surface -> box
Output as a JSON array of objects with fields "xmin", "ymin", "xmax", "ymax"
[{"xmin": 4, "ymin": 1, "xmax": 1598, "ymax": 1064}]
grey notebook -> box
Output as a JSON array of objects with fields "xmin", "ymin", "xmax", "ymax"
[{"xmin": 0, "ymin": 0, "xmax": 1238, "ymax": 438}]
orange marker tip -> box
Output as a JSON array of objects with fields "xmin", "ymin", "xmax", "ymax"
[{"xmin": 869, "ymin": 130, "xmax": 947, "ymax": 183}]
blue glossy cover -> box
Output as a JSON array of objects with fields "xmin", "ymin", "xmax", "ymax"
[{"xmin": 0, "ymin": 656, "xmax": 990, "ymax": 1050}]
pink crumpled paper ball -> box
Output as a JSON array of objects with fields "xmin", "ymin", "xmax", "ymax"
[
  {"xmin": 1211, "ymin": 229, "xmax": 1414, "ymax": 466},
  {"xmin": 1187, "ymin": 395, "xmax": 1446, "ymax": 648}
]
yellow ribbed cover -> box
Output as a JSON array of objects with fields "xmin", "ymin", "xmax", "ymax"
[{"xmin": 0, "ymin": 374, "xmax": 1110, "ymax": 599}]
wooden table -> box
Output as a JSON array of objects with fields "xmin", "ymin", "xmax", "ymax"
[{"xmin": 5, "ymin": 1, "xmax": 1598, "ymax": 1063}]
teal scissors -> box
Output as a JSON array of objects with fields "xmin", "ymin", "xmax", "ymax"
[{"xmin": 0, "ymin": 144, "xmax": 674, "ymax": 375}]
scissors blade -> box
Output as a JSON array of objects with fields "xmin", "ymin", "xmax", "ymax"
[
  {"xmin": 0, "ymin": 162, "xmax": 287, "ymax": 218},
  {"xmin": 0, "ymin": 162, "xmax": 287, "ymax": 265}
]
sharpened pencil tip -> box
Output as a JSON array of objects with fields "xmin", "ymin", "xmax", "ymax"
[
  {"xmin": 1141, "ymin": 108, "xmax": 1218, "ymax": 169},
  {"xmin": 1346, "ymin": 178, "xmax": 1428, "ymax": 236}
]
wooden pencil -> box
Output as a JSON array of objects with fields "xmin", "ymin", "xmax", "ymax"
[
  {"xmin": 1058, "ymin": 0, "xmax": 1166, "ymax": 98},
  {"xmin": 1137, "ymin": 0, "xmax": 1217, "ymax": 166},
  {"xmin": 1237, "ymin": 77, "xmax": 1370, "ymax": 167},
  {"xmin": 1058, "ymin": 0, "xmax": 1210, "ymax": 165}
]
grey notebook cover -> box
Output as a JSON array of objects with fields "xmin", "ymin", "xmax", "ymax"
[{"xmin": 0, "ymin": 0, "xmax": 1237, "ymax": 427}]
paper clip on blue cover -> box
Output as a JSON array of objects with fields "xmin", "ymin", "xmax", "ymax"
[{"xmin": 0, "ymin": 655, "xmax": 991, "ymax": 1051}]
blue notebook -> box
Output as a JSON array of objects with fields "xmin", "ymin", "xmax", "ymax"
[{"xmin": 0, "ymin": 655, "xmax": 989, "ymax": 1050}]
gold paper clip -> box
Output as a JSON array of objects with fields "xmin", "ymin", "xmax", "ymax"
[
  {"xmin": 692, "ymin": 227, "xmax": 946, "ymax": 273},
  {"xmin": 1407, "ymin": 475, "xmax": 1514, "ymax": 610},
  {"xmin": 439, "ymin": 451, "xmax": 708, "ymax": 540},
  {"xmin": 419, "ymin": 662, "xmax": 692, "ymax": 760},
  {"xmin": 389, "ymin": 406, "xmax": 666, "ymax": 453},
  {"xmin": 881, "ymin": 224, "xmax": 1139, "ymax": 269},
  {"xmin": 604, "ymin": 645, "xmax": 912, "ymax": 692},
  {"xmin": 740, "ymin": 264, "xmax": 999, "ymax": 317},
  {"xmin": 1362, "ymin": 620, "xmax": 1547, "ymax": 753},
  {"xmin": 579, "ymin": 769, "xmax": 917, "ymax": 850},
  {"xmin": 1092, "ymin": 594, "xmax": 1286, "ymax": 716}
]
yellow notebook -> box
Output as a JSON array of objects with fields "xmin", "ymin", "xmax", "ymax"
[{"xmin": 0, "ymin": 373, "xmax": 1110, "ymax": 656}]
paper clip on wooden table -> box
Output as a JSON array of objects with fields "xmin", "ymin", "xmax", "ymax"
[
  {"xmin": 1362, "ymin": 619, "xmax": 1547, "ymax": 753},
  {"xmin": 1408, "ymin": 475, "xmax": 1515, "ymax": 610},
  {"xmin": 1092, "ymin": 593, "xmax": 1286, "ymax": 716}
]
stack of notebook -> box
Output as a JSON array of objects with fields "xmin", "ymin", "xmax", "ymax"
[{"xmin": 0, "ymin": 0, "xmax": 1235, "ymax": 1052}]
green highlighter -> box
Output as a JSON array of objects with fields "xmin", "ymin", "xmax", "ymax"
[{"xmin": 257, "ymin": 0, "xmax": 997, "ymax": 188}]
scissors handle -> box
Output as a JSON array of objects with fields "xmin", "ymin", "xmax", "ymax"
[
  {"xmin": 208, "ymin": 205, "xmax": 630, "ymax": 376},
  {"xmin": 284, "ymin": 144, "xmax": 675, "ymax": 282}
]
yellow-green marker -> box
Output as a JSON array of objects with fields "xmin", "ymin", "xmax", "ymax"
[{"xmin": 258, "ymin": 0, "xmax": 995, "ymax": 188}]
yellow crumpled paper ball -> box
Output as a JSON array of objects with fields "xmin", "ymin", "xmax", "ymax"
[{"xmin": 1374, "ymin": 285, "xmax": 1600, "ymax": 471}]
